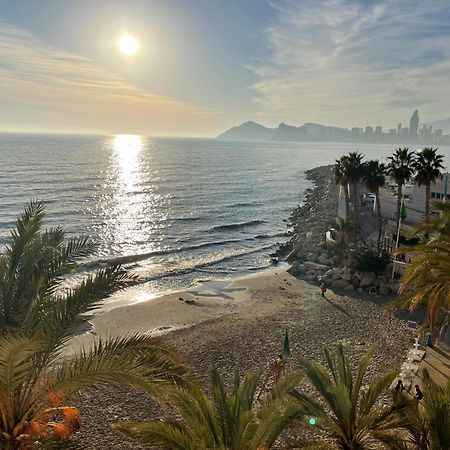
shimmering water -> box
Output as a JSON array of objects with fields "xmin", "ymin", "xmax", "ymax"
[{"xmin": 1, "ymin": 134, "xmax": 449, "ymax": 298}]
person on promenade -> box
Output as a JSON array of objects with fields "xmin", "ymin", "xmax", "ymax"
[
  {"xmin": 394, "ymin": 379, "xmax": 404, "ymax": 392},
  {"xmin": 320, "ymin": 282, "xmax": 327, "ymax": 298},
  {"xmin": 414, "ymin": 385, "xmax": 423, "ymax": 401}
]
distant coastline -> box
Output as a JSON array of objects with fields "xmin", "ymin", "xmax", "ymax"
[{"xmin": 218, "ymin": 116, "xmax": 450, "ymax": 145}]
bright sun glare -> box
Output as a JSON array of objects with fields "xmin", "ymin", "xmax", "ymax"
[{"xmin": 119, "ymin": 34, "xmax": 139, "ymax": 55}]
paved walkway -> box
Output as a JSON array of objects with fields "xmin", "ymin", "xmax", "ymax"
[{"xmin": 414, "ymin": 344, "xmax": 450, "ymax": 387}]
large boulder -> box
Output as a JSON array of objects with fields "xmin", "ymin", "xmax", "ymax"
[
  {"xmin": 351, "ymin": 274, "xmax": 360, "ymax": 288},
  {"xmin": 306, "ymin": 253, "xmax": 317, "ymax": 263},
  {"xmin": 317, "ymin": 254, "xmax": 330, "ymax": 265},
  {"xmin": 331, "ymin": 279, "xmax": 351, "ymax": 289},
  {"xmin": 389, "ymin": 279, "xmax": 400, "ymax": 293},
  {"xmin": 378, "ymin": 282, "xmax": 390, "ymax": 296},
  {"xmin": 303, "ymin": 261, "xmax": 329, "ymax": 272},
  {"xmin": 344, "ymin": 284, "xmax": 355, "ymax": 291},
  {"xmin": 354, "ymin": 271, "xmax": 364, "ymax": 281},
  {"xmin": 341, "ymin": 267, "xmax": 353, "ymax": 281},
  {"xmin": 360, "ymin": 272, "xmax": 376, "ymax": 288}
]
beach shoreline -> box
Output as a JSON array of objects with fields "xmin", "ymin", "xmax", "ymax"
[
  {"xmin": 71, "ymin": 265, "xmax": 413, "ymax": 449},
  {"xmin": 67, "ymin": 163, "xmax": 419, "ymax": 449}
]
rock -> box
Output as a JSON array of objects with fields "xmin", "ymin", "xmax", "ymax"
[
  {"xmin": 378, "ymin": 282, "xmax": 390, "ymax": 296},
  {"xmin": 389, "ymin": 280, "xmax": 400, "ymax": 293},
  {"xmin": 306, "ymin": 253, "xmax": 317, "ymax": 263},
  {"xmin": 341, "ymin": 267, "xmax": 353, "ymax": 281},
  {"xmin": 354, "ymin": 271, "xmax": 364, "ymax": 281},
  {"xmin": 344, "ymin": 284, "xmax": 355, "ymax": 291},
  {"xmin": 360, "ymin": 272, "xmax": 376, "ymax": 288},
  {"xmin": 317, "ymin": 255, "xmax": 330, "ymax": 265},
  {"xmin": 331, "ymin": 279, "xmax": 351, "ymax": 289},
  {"xmin": 356, "ymin": 287, "xmax": 364, "ymax": 293},
  {"xmin": 303, "ymin": 261, "xmax": 329, "ymax": 272},
  {"xmin": 351, "ymin": 274, "xmax": 360, "ymax": 288}
]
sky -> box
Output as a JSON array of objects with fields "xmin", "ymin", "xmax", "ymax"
[{"xmin": 0, "ymin": 0, "xmax": 449, "ymax": 136}]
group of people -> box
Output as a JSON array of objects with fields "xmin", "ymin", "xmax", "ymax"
[{"xmin": 394, "ymin": 379, "xmax": 423, "ymax": 401}]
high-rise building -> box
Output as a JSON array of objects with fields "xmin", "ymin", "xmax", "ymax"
[
  {"xmin": 409, "ymin": 109, "xmax": 419, "ymax": 136},
  {"xmin": 401, "ymin": 127, "xmax": 409, "ymax": 136},
  {"xmin": 374, "ymin": 126, "xmax": 382, "ymax": 135},
  {"xmin": 351, "ymin": 127, "xmax": 360, "ymax": 136},
  {"xmin": 434, "ymin": 129, "xmax": 443, "ymax": 143},
  {"xmin": 397, "ymin": 123, "xmax": 402, "ymax": 134},
  {"xmin": 389, "ymin": 128, "xmax": 397, "ymax": 135},
  {"xmin": 365, "ymin": 126, "xmax": 373, "ymax": 135}
]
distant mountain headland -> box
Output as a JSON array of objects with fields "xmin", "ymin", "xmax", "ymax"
[{"xmin": 218, "ymin": 111, "xmax": 450, "ymax": 145}]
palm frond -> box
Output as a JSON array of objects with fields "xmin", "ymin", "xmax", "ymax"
[
  {"xmin": 115, "ymin": 419, "xmax": 196, "ymax": 450},
  {"xmin": 46, "ymin": 335, "xmax": 192, "ymax": 402}
]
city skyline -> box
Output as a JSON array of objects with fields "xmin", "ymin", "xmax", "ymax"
[{"xmin": 0, "ymin": 1, "xmax": 450, "ymax": 136}]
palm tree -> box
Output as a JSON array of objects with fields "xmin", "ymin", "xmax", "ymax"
[
  {"xmin": 115, "ymin": 368, "xmax": 305, "ymax": 450},
  {"xmin": 387, "ymin": 148, "xmax": 415, "ymax": 228},
  {"xmin": 335, "ymin": 157, "xmax": 350, "ymax": 220},
  {"xmin": 362, "ymin": 160, "xmax": 386, "ymax": 248},
  {"xmin": 291, "ymin": 344, "xmax": 401, "ymax": 450},
  {"xmin": 414, "ymin": 147, "xmax": 444, "ymax": 220},
  {"xmin": 0, "ymin": 201, "xmax": 191, "ymax": 449},
  {"xmin": 391, "ymin": 204, "xmax": 450, "ymax": 341},
  {"xmin": 344, "ymin": 152, "xmax": 364, "ymax": 224},
  {"xmin": 377, "ymin": 369, "xmax": 450, "ymax": 449}
]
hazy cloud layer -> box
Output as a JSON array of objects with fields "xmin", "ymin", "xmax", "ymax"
[
  {"xmin": 0, "ymin": 21, "xmax": 219, "ymax": 135},
  {"xmin": 250, "ymin": 0, "xmax": 450, "ymax": 128}
]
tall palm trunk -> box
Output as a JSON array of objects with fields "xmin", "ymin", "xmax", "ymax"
[
  {"xmin": 343, "ymin": 183, "xmax": 350, "ymax": 219},
  {"xmin": 396, "ymin": 183, "xmax": 402, "ymax": 229},
  {"xmin": 352, "ymin": 183, "xmax": 358, "ymax": 224},
  {"xmin": 425, "ymin": 182, "xmax": 431, "ymax": 220},
  {"xmin": 375, "ymin": 189, "xmax": 382, "ymax": 249}
]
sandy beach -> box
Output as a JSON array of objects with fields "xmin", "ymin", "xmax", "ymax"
[{"xmin": 70, "ymin": 267, "xmax": 413, "ymax": 449}]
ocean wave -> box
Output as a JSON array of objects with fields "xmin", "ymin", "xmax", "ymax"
[
  {"xmin": 209, "ymin": 220, "xmax": 267, "ymax": 232},
  {"xmin": 80, "ymin": 238, "xmax": 244, "ymax": 269},
  {"xmin": 254, "ymin": 232, "xmax": 286, "ymax": 239},
  {"xmin": 137, "ymin": 243, "xmax": 277, "ymax": 283}
]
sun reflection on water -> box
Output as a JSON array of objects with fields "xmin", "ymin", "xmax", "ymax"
[
  {"xmin": 106, "ymin": 134, "xmax": 147, "ymax": 253},
  {"xmin": 113, "ymin": 134, "xmax": 142, "ymax": 191}
]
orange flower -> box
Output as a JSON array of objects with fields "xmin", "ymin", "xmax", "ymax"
[
  {"xmin": 27, "ymin": 421, "xmax": 47, "ymax": 438},
  {"xmin": 52, "ymin": 423, "xmax": 72, "ymax": 440},
  {"xmin": 62, "ymin": 407, "xmax": 81, "ymax": 431},
  {"xmin": 47, "ymin": 391, "xmax": 63, "ymax": 406}
]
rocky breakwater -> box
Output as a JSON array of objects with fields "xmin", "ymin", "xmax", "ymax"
[
  {"xmin": 280, "ymin": 165, "xmax": 339, "ymax": 279},
  {"xmin": 283, "ymin": 165, "xmax": 399, "ymax": 296}
]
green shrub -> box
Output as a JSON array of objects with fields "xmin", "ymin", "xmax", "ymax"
[{"xmin": 350, "ymin": 246, "xmax": 391, "ymax": 274}]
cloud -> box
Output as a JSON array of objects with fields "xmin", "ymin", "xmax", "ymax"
[
  {"xmin": 0, "ymin": 21, "xmax": 219, "ymax": 135},
  {"xmin": 250, "ymin": 0, "xmax": 450, "ymax": 128}
]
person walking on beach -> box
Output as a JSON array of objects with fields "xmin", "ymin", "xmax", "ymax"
[
  {"xmin": 320, "ymin": 282, "xmax": 327, "ymax": 297},
  {"xmin": 271, "ymin": 354, "xmax": 285, "ymax": 383}
]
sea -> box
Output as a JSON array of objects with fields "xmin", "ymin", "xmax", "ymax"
[{"xmin": 1, "ymin": 134, "xmax": 449, "ymax": 303}]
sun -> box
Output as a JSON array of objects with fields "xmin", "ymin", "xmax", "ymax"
[{"xmin": 118, "ymin": 34, "xmax": 139, "ymax": 55}]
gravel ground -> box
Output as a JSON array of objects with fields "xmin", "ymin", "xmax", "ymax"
[{"xmin": 70, "ymin": 277, "xmax": 412, "ymax": 449}]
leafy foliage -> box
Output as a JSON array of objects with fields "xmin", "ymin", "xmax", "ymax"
[
  {"xmin": 414, "ymin": 147, "xmax": 444, "ymax": 219},
  {"xmin": 291, "ymin": 344, "xmax": 402, "ymax": 450},
  {"xmin": 350, "ymin": 245, "xmax": 391, "ymax": 274},
  {"xmin": 387, "ymin": 148, "xmax": 416, "ymax": 227},
  {"xmin": 0, "ymin": 201, "xmax": 191, "ymax": 449},
  {"xmin": 115, "ymin": 368, "xmax": 305, "ymax": 450},
  {"xmin": 391, "ymin": 203, "xmax": 450, "ymax": 339}
]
